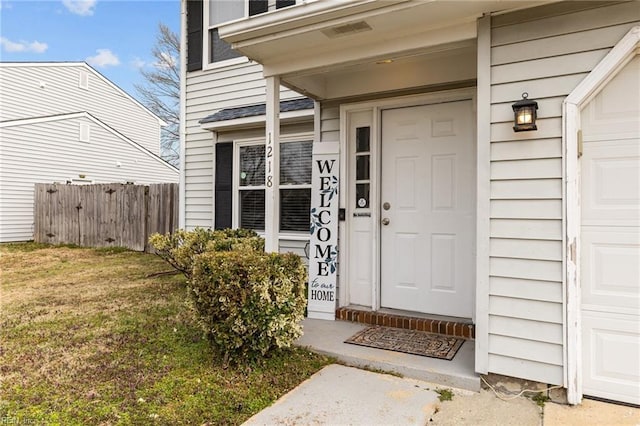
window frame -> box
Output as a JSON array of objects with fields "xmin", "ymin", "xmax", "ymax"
[
  {"xmin": 202, "ymin": 0, "xmax": 247, "ymax": 69},
  {"xmin": 232, "ymin": 133, "xmax": 313, "ymax": 239},
  {"xmin": 78, "ymin": 69, "xmax": 89, "ymax": 90},
  {"xmin": 202, "ymin": 0, "xmax": 298, "ymax": 70},
  {"xmin": 354, "ymin": 126, "xmax": 371, "ymax": 210},
  {"xmin": 79, "ymin": 122, "xmax": 91, "ymax": 143}
]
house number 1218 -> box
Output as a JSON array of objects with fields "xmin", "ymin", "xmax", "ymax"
[{"xmin": 266, "ymin": 134, "xmax": 274, "ymax": 187}]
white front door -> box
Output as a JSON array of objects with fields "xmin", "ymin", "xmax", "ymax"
[
  {"xmin": 580, "ymin": 55, "xmax": 640, "ymax": 405},
  {"xmin": 380, "ymin": 100, "xmax": 475, "ymax": 318}
]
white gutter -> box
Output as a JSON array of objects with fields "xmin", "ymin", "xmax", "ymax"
[{"xmin": 178, "ymin": 0, "xmax": 187, "ymax": 229}]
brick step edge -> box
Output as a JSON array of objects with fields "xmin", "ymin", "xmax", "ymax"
[{"xmin": 336, "ymin": 307, "xmax": 475, "ymax": 340}]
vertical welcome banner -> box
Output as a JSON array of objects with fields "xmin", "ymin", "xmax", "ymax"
[{"xmin": 307, "ymin": 142, "xmax": 339, "ymax": 320}]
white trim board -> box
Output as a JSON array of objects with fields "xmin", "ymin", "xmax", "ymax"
[
  {"xmin": 475, "ymin": 13, "xmax": 491, "ymax": 376},
  {"xmin": 1, "ymin": 111, "xmax": 178, "ymax": 173},
  {"xmin": 0, "ymin": 112, "xmax": 86, "ymax": 127},
  {"xmin": 563, "ymin": 25, "xmax": 640, "ymax": 406}
]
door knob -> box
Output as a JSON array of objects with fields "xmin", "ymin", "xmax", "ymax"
[{"xmin": 381, "ymin": 218, "xmax": 390, "ymax": 226}]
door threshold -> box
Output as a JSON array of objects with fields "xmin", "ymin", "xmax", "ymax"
[{"xmin": 336, "ymin": 306, "xmax": 475, "ymax": 339}]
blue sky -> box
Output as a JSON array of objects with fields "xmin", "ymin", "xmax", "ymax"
[{"xmin": 0, "ymin": 0, "xmax": 180, "ymax": 100}]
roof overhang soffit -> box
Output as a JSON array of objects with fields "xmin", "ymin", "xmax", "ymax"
[
  {"xmin": 219, "ymin": 0, "xmax": 552, "ymax": 90},
  {"xmin": 220, "ymin": 0, "xmax": 474, "ymax": 79}
]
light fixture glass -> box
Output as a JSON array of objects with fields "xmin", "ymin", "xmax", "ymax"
[{"xmin": 512, "ymin": 92, "xmax": 538, "ymax": 132}]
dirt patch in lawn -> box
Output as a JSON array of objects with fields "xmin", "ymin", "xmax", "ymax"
[{"xmin": 0, "ymin": 243, "xmax": 331, "ymax": 425}]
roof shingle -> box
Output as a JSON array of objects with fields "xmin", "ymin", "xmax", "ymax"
[{"xmin": 199, "ymin": 98, "xmax": 314, "ymax": 124}]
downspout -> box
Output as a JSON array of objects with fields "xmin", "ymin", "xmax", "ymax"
[{"xmin": 178, "ymin": 0, "xmax": 187, "ymax": 229}]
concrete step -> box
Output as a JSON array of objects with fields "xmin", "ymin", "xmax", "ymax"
[{"xmin": 297, "ymin": 318, "xmax": 481, "ymax": 392}]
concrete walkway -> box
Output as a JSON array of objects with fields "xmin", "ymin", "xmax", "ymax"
[
  {"xmin": 244, "ymin": 364, "xmax": 640, "ymax": 425},
  {"xmin": 244, "ymin": 318, "xmax": 640, "ymax": 425},
  {"xmin": 244, "ymin": 364, "xmax": 441, "ymax": 425}
]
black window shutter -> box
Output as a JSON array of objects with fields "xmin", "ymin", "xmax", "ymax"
[
  {"xmin": 276, "ymin": 0, "xmax": 296, "ymax": 9},
  {"xmin": 215, "ymin": 143, "xmax": 233, "ymax": 229},
  {"xmin": 186, "ymin": 0, "xmax": 203, "ymax": 72},
  {"xmin": 249, "ymin": 0, "xmax": 268, "ymax": 16}
]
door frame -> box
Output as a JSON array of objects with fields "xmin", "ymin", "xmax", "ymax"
[
  {"xmin": 563, "ymin": 26, "xmax": 640, "ymax": 405},
  {"xmin": 339, "ymin": 87, "xmax": 477, "ymax": 316}
]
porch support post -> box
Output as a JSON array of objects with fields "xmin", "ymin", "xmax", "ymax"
[
  {"xmin": 264, "ymin": 76, "xmax": 280, "ymax": 253},
  {"xmin": 475, "ymin": 13, "xmax": 491, "ymax": 375}
]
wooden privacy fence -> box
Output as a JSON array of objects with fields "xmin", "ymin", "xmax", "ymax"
[{"xmin": 34, "ymin": 183, "xmax": 178, "ymax": 252}]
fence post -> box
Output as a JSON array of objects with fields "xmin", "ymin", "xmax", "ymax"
[{"xmin": 143, "ymin": 185, "xmax": 150, "ymax": 252}]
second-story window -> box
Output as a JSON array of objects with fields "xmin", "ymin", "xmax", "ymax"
[
  {"xmin": 206, "ymin": 0, "xmax": 296, "ymax": 65},
  {"xmin": 208, "ymin": 0, "xmax": 243, "ymax": 63}
]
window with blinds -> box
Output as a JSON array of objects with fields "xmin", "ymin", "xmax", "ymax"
[
  {"xmin": 237, "ymin": 140, "xmax": 312, "ymax": 233},
  {"xmin": 280, "ymin": 141, "xmax": 312, "ymax": 232},
  {"xmin": 239, "ymin": 145, "xmax": 266, "ymax": 230}
]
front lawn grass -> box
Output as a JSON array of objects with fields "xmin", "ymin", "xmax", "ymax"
[{"xmin": 0, "ymin": 243, "xmax": 331, "ymax": 425}]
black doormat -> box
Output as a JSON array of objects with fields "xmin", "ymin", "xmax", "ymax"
[{"xmin": 345, "ymin": 325, "xmax": 465, "ymax": 361}]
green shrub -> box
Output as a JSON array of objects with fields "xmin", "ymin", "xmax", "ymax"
[
  {"xmin": 190, "ymin": 249, "xmax": 307, "ymax": 364},
  {"xmin": 148, "ymin": 228, "xmax": 263, "ymax": 279},
  {"xmin": 149, "ymin": 228, "xmax": 307, "ymax": 364}
]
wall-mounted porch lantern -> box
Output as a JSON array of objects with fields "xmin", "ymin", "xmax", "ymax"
[{"xmin": 512, "ymin": 92, "xmax": 538, "ymax": 132}]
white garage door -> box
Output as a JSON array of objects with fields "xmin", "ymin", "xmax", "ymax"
[{"xmin": 580, "ymin": 55, "xmax": 640, "ymax": 405}]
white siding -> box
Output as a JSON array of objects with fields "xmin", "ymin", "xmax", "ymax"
[
  {"xmin": 183, "ymin": 59, "xmax": 304, "ymax": 231},
  {"xmin": 487, "ymin": 2, "xmax": 640, "ymax": 384},
  {"xmin": 280, "ymin": 238, "xmax": 308, "ymax": 263},
  {"xmin": 320, "ymin": 105, "xmax": 340, "ymax": 143},
  {"xmin": 0, "ymin": 116, "xmax": 178, "ymax": 242},
  {"xmin": 0, "ymin": 64, "xmax": 162, "ymax": 155}
]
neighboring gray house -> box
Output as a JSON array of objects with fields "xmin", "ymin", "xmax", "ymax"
[
  {"xmin": 0, "ymin": 62, "xmax": 179, "ymax": 242},
  {"xmin": 181, "ymin": 1, "xmax": 639, "ymax": 405}
]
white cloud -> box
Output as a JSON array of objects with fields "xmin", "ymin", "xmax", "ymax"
[
  {"xmin": 86, "ymin": 49, "xmax": 120, "ymax": 67},
  {"xmin": 62, "ymin": 0, "xmax": 96, "ymax": 16},
  {"xmin": 0, "ymin": 37, "xmax": 48, "ymax": 53},
  {"xmin": 130, "ymin": 57, "xmax": 146, "ymax": 70}
]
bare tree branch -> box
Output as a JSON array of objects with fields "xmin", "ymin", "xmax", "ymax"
[{"xmin": 135, "ymin": 23, "xmax": 180, "ymax": 167}]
